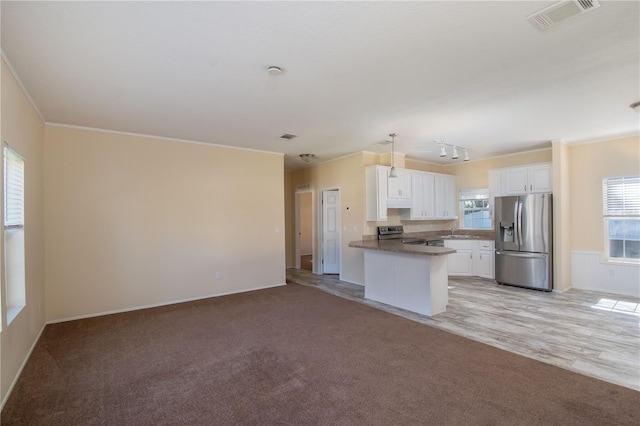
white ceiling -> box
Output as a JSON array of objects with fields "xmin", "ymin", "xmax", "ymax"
[{"xmin": 2, "ymin": 1, "xmax": 639, "ymax": 170}]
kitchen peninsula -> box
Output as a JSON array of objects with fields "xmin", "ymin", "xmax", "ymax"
[{"xmin": 348, "ymin": 239, "xmax": 455, "ymax": 316}]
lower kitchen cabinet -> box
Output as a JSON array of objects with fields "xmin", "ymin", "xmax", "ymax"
[
  {"xmin": 447, "ymin": 249, "xmax": 473, "ymax": 276},
  {"xmin": 444, "ymin": 240, "xmax": 495, "ymax": 279}
]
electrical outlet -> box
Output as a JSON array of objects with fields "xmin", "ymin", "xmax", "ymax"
[{"xmin": 215, "ymin": 272, "xmax": 221, "ymax": 280}]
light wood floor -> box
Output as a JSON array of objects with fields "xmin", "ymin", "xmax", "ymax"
[{"xmin": 286, "ymin": 268, "xmax": 640, "ymax": 391}]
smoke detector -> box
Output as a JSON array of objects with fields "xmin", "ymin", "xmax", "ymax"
[{"xmin": 527, "ymin": 0, "xmax": 600, "ymax": 30}]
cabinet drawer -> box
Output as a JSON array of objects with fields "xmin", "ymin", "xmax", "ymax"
[
  {"xmin": 444, "ymin": 240, "xmax": 474, "ymax": 250},
  {"xmin": 477, "ymin": 240, "xmax": 494, "ymax": 251}
]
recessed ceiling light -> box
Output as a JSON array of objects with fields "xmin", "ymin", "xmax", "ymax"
[
  {"xmin": 280, "ymin": 134, "xmax": 297, "ymax": 140},
  {"xmin": 267, "ymin": 66, "xmax": 283, "ymax": 75}
]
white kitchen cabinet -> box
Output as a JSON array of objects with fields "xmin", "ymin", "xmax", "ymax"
[
  {"xmin": 402, "ymin": 172, "xmax": 435, "ymax": 220},
  {"xmin": 528, "ymin": 164, "xmax": 553, "ymax": 193},
  {"xmin": 434, "ymin": 174, "xmax": 457, "ymax": 219},
  {"xmin": 444, "ymin": 240, "xmax": 473, "ymax": 276},
  {"xmin": 386, "ymin": 168, "xmax": 412, "ymax": 208},
  {"xmin": 474, "ymin": 240, "xmax": 495, "ymax": 279},
  {"xmin": 501, "ymin": 163, "xmax": 552, "ymax": 195},
  {"xmin": 365, "ymin": 165, "xmax": 389, "ymax": 221},
  {"xmin": 445, "ymin": 239, "xmax": 495, "ymax": 279}
]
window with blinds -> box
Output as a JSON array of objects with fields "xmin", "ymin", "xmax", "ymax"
[
  {"xmin": 602, "ymin": 176, "xmax": 640, "ymax": 262},
  {"xmin": 3, "ymin": 143, "xmax": 27, "ymax": 323},
  {"xmin": 4, "ymin": 144, "xmax": 25, "ymax": 228}
]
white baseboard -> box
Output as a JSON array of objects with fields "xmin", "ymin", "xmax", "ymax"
[
  {"xmin": 339, "ymin": 277, "xmax": 364, "ymax": 286},
  {"xmin": 46, "ymin": 283, "xmax": 287, "ymax": 324},
  {"xmin": 572, "ymin": 251, "xmax": 640, "ymax": 297},
  {"xmin": 1, "ymin": 322, "xmax": 46, "ymax": 411}
]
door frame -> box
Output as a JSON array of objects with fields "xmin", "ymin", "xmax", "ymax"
[
  {"xmin": 294, "ymin": 190, "xmax": 314, "ymax": 270},
  {"xmin": 317, "ymin": 187, "xmax": 341, "ymax": 276}
]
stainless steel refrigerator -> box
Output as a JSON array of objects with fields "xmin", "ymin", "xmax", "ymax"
[{"xmin": 494, "ymin": 194, "xmax": 553, "ymax": 291}]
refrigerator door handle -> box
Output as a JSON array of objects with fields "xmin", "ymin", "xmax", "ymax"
[
  {"xmin": 495, "ymin": 250, "xmax": 547, "ymax": 259},
  {"xmin": 513, "ymin": 200, "xmax": 519, "ymax": 245},
  {"xmin": 517, "ymin": 201, "xmax": 523, "ymax": 247}
]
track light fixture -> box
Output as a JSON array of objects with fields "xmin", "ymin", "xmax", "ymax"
[{"xmin": 434, "ymin": 140, "xmax": 470, "ymax": 161}]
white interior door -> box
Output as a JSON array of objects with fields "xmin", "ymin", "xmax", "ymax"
[{"xmin": 322, "ymin": 189, "xmax": 340, "ymax": 274}]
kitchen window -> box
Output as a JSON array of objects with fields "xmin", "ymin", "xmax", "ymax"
[
  {"xmin": 3, "ymin": 143, "xmax": 26, "ymax": 324},
  {"xmin": 459, "ymin": 188, "xmax": 491, "ymax": 229},
  {"xmin": 603, "ymin": 176, "xmax": 640, "ymax": 263}
]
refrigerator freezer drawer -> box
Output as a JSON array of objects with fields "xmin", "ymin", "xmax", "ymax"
[{"xmin": 495, "ymin": 251, "xmax": 552, "ymax": 291}]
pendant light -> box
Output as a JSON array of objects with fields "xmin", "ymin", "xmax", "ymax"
[
  {"xmin": 452, "ymin": 146, "xmax": 459, "ymax": 159},
  {"xmin": 389, "ymin": 133, "xmax": 398, "ymax": 178},
  {"xmin": 463, "ymin": 148, "xmax": 470, "ymax": 161}
]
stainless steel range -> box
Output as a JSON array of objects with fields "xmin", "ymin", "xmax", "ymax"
[{"xmin": 377, "ymin": 226, "xmax": 443, "ymax": 246}]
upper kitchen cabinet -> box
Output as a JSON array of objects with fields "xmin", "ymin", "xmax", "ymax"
[
  {"xmin": 365, "ymin": 165, "xmax": 389, "ymax": 221},
  {"xmin": 386, "ymin": 168, "xmax": 412, "ymax": 208},
  {"xmin": 500, "ymin": 163, "xmax": 552, "ymax": 195},
  {"xmin": 434, "ymin": 174, "xmax": 457, "ymax": 219},
  {"xmin": 366, "ymin": 165, "xmax": 413, "ymax": 221},
  {"xmin": 401, "ymin": 171, "xmax": 456, "ymax": 221},
  {"xmin": 402, "ymin": 172, "xmax": 435, "ymax": 220}
]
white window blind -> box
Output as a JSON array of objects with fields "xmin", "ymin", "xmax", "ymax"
[
  {"xmin": 603, "ymin": 176, "xmax": 640, "ymax": 217},
  {"xmin": 4, "ymin": 144, "xmax": 25, "ymax": 228},
  {"xmin": 459, "ymin": 188, "xmax": 489, "ymax": 201}
]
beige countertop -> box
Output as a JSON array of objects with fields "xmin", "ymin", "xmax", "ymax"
[{"xmin": 348, "ymin": 240, "xmax": 456, "ymax": 256}]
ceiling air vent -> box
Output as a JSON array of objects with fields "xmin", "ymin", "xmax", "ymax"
[{"xmin": 527, "ymin": 0, "xmax": 600, "ymax": 30}]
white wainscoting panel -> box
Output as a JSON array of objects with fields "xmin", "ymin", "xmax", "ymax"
[{"xmin": 572, "ymin": 251, "xmax": 640, "ymax": 298}]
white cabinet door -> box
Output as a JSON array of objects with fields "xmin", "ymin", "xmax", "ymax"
[
  {"xmin": 502, "ymin": 167, "xmax": 529, "ymax": 195},
  {"xmin": 474, "ymin": 240, "xmax": 495, "ymax": 279},
  {"xmin": 445, "ymin": 240, "xmax": 473, "ymax": 276},
  {"xmin": 386, "ymin": 168, "xmax": 412, "ymax": 208},
  {"xmin": 422, "ymin": 173, "xmax": 436, "ymax": 219},
  {"xmin": 447, "ymin": 251, "xmax": 473, "ymax": 276},
  {"xmin": 434, "ymin": 174, "xmax": 457, "ymax": 219},
  {"xmin": 476, "ymin": 250, "xmax": 495, "ymax": 279},
  {"xmin": 443, "ymin": 175, "xmax": 457, "ymax": 219},
  {"xmin": 365, "ymin": 165, "xmax": 388, "ymax": 221},
  {"xmin": 528, "ymin": 164, "xmax": 552, "ymax": 193},
  {"xmin": 401, "ymin": 171, "xmax": 437, "ymax": 221},
  {"xmin": 407, "ymin": 172, "xmax": 425, "ymax": 219},
  {"xmin": 387, "ymin": 168, "xmax": 412, "ymax": 200}
]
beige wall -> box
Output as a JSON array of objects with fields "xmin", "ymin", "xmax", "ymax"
[
  {"xmin": 553, "ymin": 141, "xmax": 572, "ymax": 291},
  {"xmin": 44, "ymin": 125, "xmax": 285, "ymax": 321},
  {"xmin": 284, "ymin": 171, "xmax": 295, "ymax": 267},
  {"xmin": 1, "ymin": 59, "xmax": 46, "ymax": 404},
  {"xmin": 570, "ymin": 136, "xmax": 640, "ymax": 252}
]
